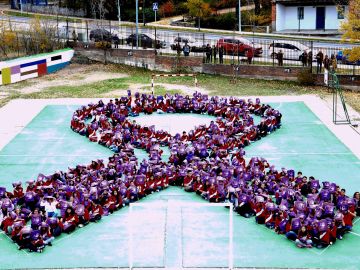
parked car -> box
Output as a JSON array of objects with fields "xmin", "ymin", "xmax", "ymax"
[
  {"xmin": 336, "ymin": 51, "xmax": 360, "ymax": 65},
  {"xmin": 126, "ymin": 34, "xmax": 166, "ymax": 49},
  {"xmin": 216, "ymin": 38, "xmax": 263, "ymax": 56},
  {"xmin": 89, "ymin": 29, "xmax": 120, "ymax": 43},
  {"xmin": 170, "ymin": 36, "xmax": 206, "ymax": 52},
  {"xmin": 268, "ymin": 41, "xmax": 309, "ymax": 61}
]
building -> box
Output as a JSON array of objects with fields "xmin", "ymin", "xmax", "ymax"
[{"xmin": 272, "ymin": 0, "xmax": 349, "ymax": 32}]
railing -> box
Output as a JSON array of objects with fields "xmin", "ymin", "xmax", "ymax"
[{"xmin": 1, "ymin": 17, "xmax": 359, "ymax": 75}]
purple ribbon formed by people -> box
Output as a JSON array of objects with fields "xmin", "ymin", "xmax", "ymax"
[{"xmin": 0, "ymin": 91, "xmax": 358, "ymax": 253}]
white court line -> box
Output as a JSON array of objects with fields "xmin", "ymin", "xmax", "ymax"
[
  {"xmin": 1, "ymin": 231, "xmax": 30, "ymax": 256},
  {"xmin": 318, "ymin": 244, "xmax": 331, "ymax": 255},
  {"xmin": 349, "ymin": 231, "xmax": 360, "ymax": 237}
]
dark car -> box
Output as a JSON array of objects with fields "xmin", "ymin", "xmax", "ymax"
[
  {"xmin": 126, "ymin": 34, "xmax": 166, "ymax": 49},
  {"xmin": 216, "ymin": 38, "xmax": 263, "ymax": 56},
  {"xmin": 89, "ymin": 29, "xmax": 119, "ymax": 43}
]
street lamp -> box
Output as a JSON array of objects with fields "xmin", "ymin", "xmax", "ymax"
[
  {"xmin": 238, "ymin": 0, "xmax": 241, "ymax": 32},
  {"xmin": 136, "ymin": 0, "xmax": 139, "ymax": 49},
  {"xmin": 143, "ymin": 0, "xmax": 145, "ymax": 26},
  {"xmin": 117, "ymin": 0, "xmax": 121, "ymax": 24}
]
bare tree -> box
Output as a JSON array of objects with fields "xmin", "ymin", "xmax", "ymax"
[{"xmin": 90, "ymin": 0, "xmax": 98, "ymax": 20}]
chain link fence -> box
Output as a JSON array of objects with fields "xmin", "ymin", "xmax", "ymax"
[{"xmin": 1, "ymin": 17, "xmax": 359, "ymax": 75}]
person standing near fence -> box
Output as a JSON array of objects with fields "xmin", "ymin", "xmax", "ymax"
[
  {"xmin": 301, "ymin": 51, "xmax": 308, "ymax": 67},
  {"xmin": 246, "ymin": 49, "xmax": 254, "ymax": 64},
  {"xmin": 307, "ymin": 51, "xmax": 313, "ymax": 68},
  {"xmin": 316, "ymin": 50, "xmax": 324, "ymax": 73},
  {"xmin": 219, "ymin": 46, "xmax": 224, "ymax": 64},
  {"xmin": 205, "ymin": 44, "xmax": 211, "ymax": 63},
  {"xmin": 323, "ymin": 55, "xmax": 330, "ymax": 85},
  {"xmin": 324, "ymin": 55, "xmax": 330, "ymax": 70},
  {"xmin": 277, "ymin": 50, "xmax": 284, "ymax": 66},
  {"xmin": 183, "ymin": 42, "xmax": 190, "ymax": 57},
  {"xmin": 212, "ymin": 45, "xmax": 217, "ymax": 63},
  {"xmin": 114, "ymin": 38, "xmax": 119, "ymax": 49},
  {"xmin": 330, "ymin": 54, "xmax": 337, "ymax": 72}
]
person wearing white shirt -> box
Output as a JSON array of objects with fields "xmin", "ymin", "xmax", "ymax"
[{"xmin": 40, "ymin": 197, "xmax": 59, "ymax": 218}]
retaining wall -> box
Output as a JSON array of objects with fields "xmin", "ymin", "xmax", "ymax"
[
  {"xmin": 75, "ymin": 47, "xmax": 360, "ymax": 90},
  {"xmin": 0, "ymin": 49, "xmax": 74, "ymax": 86}
]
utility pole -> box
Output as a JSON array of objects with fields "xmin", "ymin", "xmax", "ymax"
[
  {"xmin": 238, "ymin": 0, "xmax": 241, "ymax": 32},
  {"xmin": 143, "ymin": 0, "xmax": 145, "ymax": 26},
  {"xmin": 117, "ymin": 0, "xmax": 121, "ymax": 24},
  {"xmin": 136, "ymin": 0, "xmax": 139, "ymax": 49}
]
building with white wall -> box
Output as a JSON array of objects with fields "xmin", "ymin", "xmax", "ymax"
[{"xmin": 272, "ymin": 0, "xmax": 349, "ymax": 32}]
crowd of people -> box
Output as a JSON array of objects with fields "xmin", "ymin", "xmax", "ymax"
[{"xmin": 1, "ymin": 92, "xmax": 359, "ymax": 253}]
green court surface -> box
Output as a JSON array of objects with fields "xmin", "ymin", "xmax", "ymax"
[{"xmin": 0, "ymin": 102, "xmax": 359, "ymax": 269}]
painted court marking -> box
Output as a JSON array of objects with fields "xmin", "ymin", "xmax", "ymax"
[
  {"xmin": 0, "ymin": 96, "xmax": 359, "ymax": 267},
  {"xmin": 349, "ymin": 231, "xmax": 360, "ymax": 237}
]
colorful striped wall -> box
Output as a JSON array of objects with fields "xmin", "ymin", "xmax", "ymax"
[{"xmin": 0, "ymin": 48, "xmax": 74, "ymax": 86}]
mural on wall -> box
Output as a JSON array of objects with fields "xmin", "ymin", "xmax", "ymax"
[{"xmin": 0, "ymin": 48, "xmax": 74, "ymax": 86}]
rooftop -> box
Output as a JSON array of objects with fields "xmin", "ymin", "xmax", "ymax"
[{"xmin": 274, "ymin": 0, "xmax": 349, "ymax": 5}]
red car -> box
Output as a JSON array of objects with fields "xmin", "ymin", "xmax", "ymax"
[{"xmin": 216, "ymin": 38, "xmax": 263, "ymax": 56}]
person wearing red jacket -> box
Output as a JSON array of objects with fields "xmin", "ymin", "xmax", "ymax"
[
  {"xmin": 295, "ymin": 226, "xmax": 313, "ymax": 248},
  {"xmin": 183, "ymin": 172, "xmax": 194, "ymax": 192},
  {"xmin": 60, "ymin": 207, "xmax": 79, "ymax": 233},
  {"xmin": 255, "ymin": 202, "xmax": 266, "ymax": 224},
  {"xmin": 40, "ymin": 222, "xmax": 55, "ymax": 246},
  {"xmin": 89, "ymin": 202, "xmax": 104, "ymax": 222},
  {"xmin": 26, "ymin": 180, "xmax": 37, "ymax": 193},
  {"xmin": 264, "ymin": 210, "xmax": 275, "ymax": 229},
  {"xmin": 343, "ymin": 209, "xmax": 356, "ymax": 232},
  {"xmin": 207, "ymin": 183, "xmax": 219, "ymax": 203},
  {"xmin": 13, "ymin": 182, "xmax": 25, "ymax": 205},
  {"xmin": 104, "ymin": 190, "xmax": 123, "ymax": 213}
]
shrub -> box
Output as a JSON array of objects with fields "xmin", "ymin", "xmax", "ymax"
[{"xmin": 200, "ymin": 13, "xmax": 237, "ymax": 30}]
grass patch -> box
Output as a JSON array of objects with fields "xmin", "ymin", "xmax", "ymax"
[
  {"xmin": 23, "ymin": 78, "xmax": 129, "ymax": 99},
  {"xmin": 0, "ymin": 63, "xmax": 359, "ymax": 114},
  {"xmin": 3, "ymin": 10, "xmax": 82, "ymax": 23}
]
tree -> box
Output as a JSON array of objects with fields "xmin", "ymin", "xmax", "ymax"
[
  {"xmin": 187, "ymin": 0, "xmax": 211, "ymax": 30},
  {"xmin": 159, "ymin": 0, "xmax": 175, "ymax": 18},
  {"xmin": 341, "ymin": 0, "xmax": 360, "ymax": 62}
]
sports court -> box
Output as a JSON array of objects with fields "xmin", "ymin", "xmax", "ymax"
[{"xmin": 0, "ymin": 96, "xmax": 359, "ymax": 269}]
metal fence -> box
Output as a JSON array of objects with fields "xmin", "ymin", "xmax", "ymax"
[{"xmin": 1, "ymin": 17, "xmax": 359, "ymax": 75}]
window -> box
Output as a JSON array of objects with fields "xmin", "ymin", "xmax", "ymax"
[
  {"xmin": 297, "ymin": 7, "xmax": 304, "ymax": 20},
  {"xmin": 337, "ymin": 5, "xmax": 345, "ymax": 19}
]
